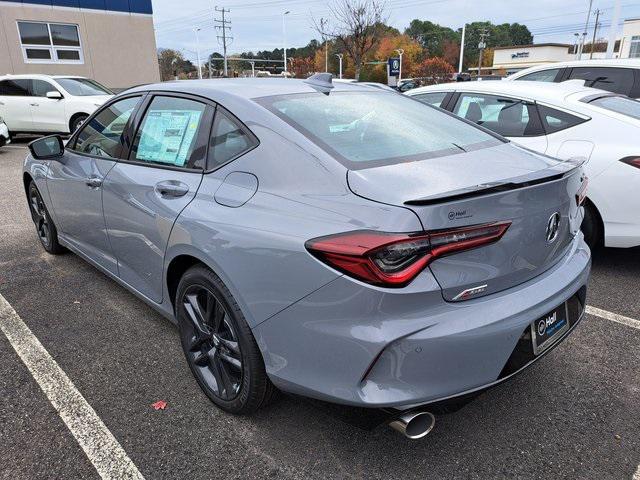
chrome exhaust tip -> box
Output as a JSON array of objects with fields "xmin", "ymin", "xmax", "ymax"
[{"xmin": 388, "ymin": 411, "xmax": 435, "ymax": 439}]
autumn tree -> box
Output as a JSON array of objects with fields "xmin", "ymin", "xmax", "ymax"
[
  {"xmin": 314, "ymin": 0, "xmax": 387, "ymax": 80},
  {"xmin": 157, "ymin": 49, "xmax": 196, "ymax": 81},
  {"xmin": 372, "ymin": 34, "xmax": 423, "ymax": 80},
  {"xmin": 416, "ymin": 57, "xmax": 455, "ymax": 84},
  {"xmin": 290, "ymin": 57, "xmax": 316, "ymax": 78}
]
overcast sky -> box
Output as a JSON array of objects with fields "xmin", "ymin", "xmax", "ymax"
[{"xmin": 152, "ymin": 0, "xmax": 640, "ymax": 62}]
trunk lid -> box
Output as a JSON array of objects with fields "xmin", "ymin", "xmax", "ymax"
[{"xmin": 347, "ymin": 144, "xmax": 585, "ymax": 300}]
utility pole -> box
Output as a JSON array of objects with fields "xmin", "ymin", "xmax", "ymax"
[
  {"xmin": 590, "ymin": 9, "xmax": 602, "ymax": 60},
  {"xmin": 458, "ymin": 23, "xmax": 466, "ymax": 74},
  {"xmin": 335, "ymin": 53, "xmax": 343, "ymax": 79},
  {"xmin": 578, "ymin": 0, "xmax": 593, "ymax": 59},
  {"xmin": 477, "ymin": 28, "xmax": 489, "ymax": 77},
  {"xmin": 215, "ymin": 6, "xmax": 232, "ymax": 77},
  {"xmin": 320, "ymin": 18, "xmax": 328, "ymax": 72},
  {"xmin": 282, "ymin": 11, "xmax": 290, "ymax": 75}
]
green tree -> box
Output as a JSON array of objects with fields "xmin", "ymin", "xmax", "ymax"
[{"xmin": 405, "ymin": 20, "xmax": 459, "ymax": 58}]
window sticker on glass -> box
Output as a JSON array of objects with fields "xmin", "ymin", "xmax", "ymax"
[{"xmin": 136, "ymin": 109, "xmax": 203, "ymax": 166}]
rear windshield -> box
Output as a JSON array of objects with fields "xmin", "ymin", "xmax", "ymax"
[
  {"xmin": 588, "ymin": 95, "xmax": 640, "ymax": 121},
  {"xmin": 258, "ymin": 91, "xmax": 502, "ymax": 169},
  {"xmin": 56, "ymin": 77, "xmax": 113, "ymax": 96}
]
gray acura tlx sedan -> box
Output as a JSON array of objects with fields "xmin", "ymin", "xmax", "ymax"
[{"xmin": 23, "ymin": 74, "xmax": 590, "ymax": 438}]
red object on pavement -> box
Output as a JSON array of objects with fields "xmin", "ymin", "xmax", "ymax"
[{"xmin": 151, "ymin": 400, "xmax": 167, "ymax": 410}]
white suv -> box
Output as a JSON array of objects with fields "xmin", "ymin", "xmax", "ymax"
[{"xmin": 0, "ymin": 74, "xmax": 113, "ymax": 135}]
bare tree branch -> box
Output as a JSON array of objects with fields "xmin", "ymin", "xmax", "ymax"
[{"xmin": 312, "ymin": 0, "xmax": 387, "ymax": 80}]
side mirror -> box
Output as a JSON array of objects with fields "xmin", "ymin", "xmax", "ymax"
[
  {"xmin": 28, "ymin": 135, "xmax": 64, "ymax": 160},
  {"xmin": 46, "ymin": 91, "xmax": 63, "ymax": 100}
]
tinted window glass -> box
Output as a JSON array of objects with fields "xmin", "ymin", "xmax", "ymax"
[
  {"xmin": 0, "ymin": 79, "xmax": 32, "ymax": 96},
  {"xmin": 50, "ymin": 24, "xmax": 80, "ymax": 47},
  {"xmin": 568, "ymin": 67, "xmax": 634, "ymax": 95},
  {"xmin": 412, "ymin": 92, "xmax": 448, "ymax": 108},
  {"xmin": 453, "ymin": 93, "xmax": 543, "ymax": 137},
  {"xmin": 74, "ymin": 96, "xmax": 141, "ymax": 158},
  {"xmin": 56, "ymin": 77, "xmax": 113, "ymax": 96},
  {"xmin": 18, "ymin": 22, "xmax": 50, "ymax": 45},
  {"xmin": 260, "ymin": 92, "xmax": 500, "ymax": 168},
  {"xmin": 515, "ymin": 69, "xmax": 560, "ymax": 82},
  {"xmin": 56, "ymin": 50, "xmax": 80, "ymax": 61},
  {"xmin": 537, "ymin": 105, "xmax": 587, "ymax": 134},
  {"xmin": 131, "ymin": 96, "xmax": 206, "ymax": 169},
  {"xmin": 31, "ymin": 80, "xmax": 58, "ymax": 97},
  {"xmin": 589, "ymin": 95, "xmax": 640, "ymax": 120},
  {"xmin": 209, "ymin": 110, "xmax": 257, "ymax": 168},
  {"xmin": 25, "ymin": 49, "xmax": 52, "ymax": 60}
]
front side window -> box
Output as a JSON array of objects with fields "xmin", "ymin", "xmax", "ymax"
[
  {"xmin": 259, "ymin": 91, "xmax": 500, "ymax": 169},
  {"xmin": 55, "ymin": 78, "xmax": 113, "ymax": 96},
  {"xmin": 537, "ymin": 105, "xmax": 588, "ymax": 134},
  {"xmin": 568, "ymin": 67, "xmax": 634, "ymax": 95},
  {"xmin": 74, "ymin": 96, "xmax": 141, "ymax": 158},
  {"xmin": 31, "ymin": 80, "xmax": 60, "ymax": 97},
  {"xmin": 412, "ymin": 92, "xmax": 448, "ymax": 108},
  {"xmin": 0, "ymin": 79, "xmax": 32, "ymax": 96},
  {"xmin": 515, "ymin": 68, "xmax": 560, "ymax": 82},
  {"xmin": 588, "ymin": 95, "xmax": 640, "ymax": 120},
  {"xmin": 17, "ymin": 21, "xmax": 83, "ymax": 64},
  {"xmin": 452, "ymin": 93, "xmax": 543, "ymax": 137},
  {"xmin": 208, "ymin": 109, "xmax": 257, "ymax": 169},
  {"xmin": 130, "ymin": 96, "xmax": 207, "ymax": 169}
]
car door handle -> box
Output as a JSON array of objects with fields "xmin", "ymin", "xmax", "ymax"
[
  {"xmin": 30, "ymin": 103, "xmax": 40, "ymax": 107},
  {"xmin": 155, "ymin": 181, "xmax": 189, "ymax": 198},
  {"xmin": 86, "ymin": 177, "xmax": 103, "ymax": 188}
]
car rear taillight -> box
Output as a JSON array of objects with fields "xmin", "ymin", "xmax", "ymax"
[
  {"xmin": 305, "ymin": 222, "xmax": 511, "ymax": 287},
  {"xmin": 621, "ymin": 157, "xmax": 640, "ymax": 169}
]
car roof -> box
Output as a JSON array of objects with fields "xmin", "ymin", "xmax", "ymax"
[
  {"xmin": 507, "ymin": 58, "xmax": 640, "ymax": 78},
  {"xmin": 126, "ymin": 77, "xmax": 387, "ymax": 100},
  {"xmin": 406, "ymin": 80, "xmax": 606, "ymax": 104}
]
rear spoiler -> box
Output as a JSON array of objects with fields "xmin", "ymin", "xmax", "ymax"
[{"xmin": 404, "ymin": 159, "xmax": 586, "ymax": 206}]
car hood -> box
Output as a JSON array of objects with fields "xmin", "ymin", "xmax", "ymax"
[{"xmin": 346, "ymin": 143, "xmax": 564, "ymax": 207}]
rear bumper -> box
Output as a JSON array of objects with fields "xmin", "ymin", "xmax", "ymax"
[
  {"xmin": 253, "ymin": 234, "xmax": 591, "ymax": 408},
  {"xmin": 0, "ymin": 123, "xmax": 9, "ymax": 146}
]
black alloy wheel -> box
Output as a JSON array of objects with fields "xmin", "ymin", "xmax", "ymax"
[
  {"xmin": 176, "ymin": 265, "xmax": 275, "ymax": 414},
  {"xmin": 28, "ymin": 182, "xmax": 64, "ymax": 254}
]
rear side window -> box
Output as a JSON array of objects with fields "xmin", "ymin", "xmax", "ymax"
[
  {"xmin": 74, "ymin": 96, "xmax": 141, "ymax": 158},
  {"xmin": 259, "ymin": 91, "xmax": 500, "ymax": 169},
  {"xmin": 0, "ymin": 79, "xmax": 32, "ymax": 96},
  {"xmin": 130, "ymin": 96, "xmax": 207, "ymax": 169},
  {"xmin": 515, "ymin": 68, "xmax": 561, "ymax": 82},
  {"xmin": 537, "ymin": 105, "xmax": 588, "ymax": 134},
  {"xmin": 452, "ymin": 93, "xmax": 543, "ymax": 137},
  {"xmin": 208, "ymin": 109, "xmax": 258, "ymax": 169},
  {"xmin": 412, "ymin": 92, "xmax": 448, "ymax": 108},
  {"xmin": 567, "ymin": 67, "xmax": 634, "ymax": 95}
]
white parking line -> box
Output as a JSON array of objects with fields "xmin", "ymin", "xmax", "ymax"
[
  {"xmin": 586, "ymin": 305, "xmax": 640, "ymax": 330},
  {"xmin": 2, "ymin": 145, "xmax": 27, "ymax": 149},
  {"xmin": 0, "ymin": 293, "xmax": 144, "ymax": 480}
]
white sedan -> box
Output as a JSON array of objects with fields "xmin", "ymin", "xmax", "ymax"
[{"xmin": 406, "ymin": 80, "xmax": 640, "ymax": 249}]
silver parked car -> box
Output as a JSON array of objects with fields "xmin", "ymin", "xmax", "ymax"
[{"xmin": 23, "ymin": 76, "xmax": 590, "ymax": 438}]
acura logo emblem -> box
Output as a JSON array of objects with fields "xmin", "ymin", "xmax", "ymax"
[{"xmin": 546, "ymin": 212, "xmax": 561, "ymax": 244}]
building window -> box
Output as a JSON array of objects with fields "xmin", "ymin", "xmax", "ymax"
[
  {"xmin": 17, "ymin": 21, "xmax": 83, "ymax": 64},
  {"xmin": 630, "ymin": 36, "xmax": 640, "ymax": 59}
]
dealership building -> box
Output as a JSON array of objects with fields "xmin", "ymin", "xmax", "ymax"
[{"xmin": 0, "ymin": 0, "xmax": 160, "ymax": 90}]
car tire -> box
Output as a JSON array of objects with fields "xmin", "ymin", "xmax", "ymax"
[
  {"xmin": 27, "ymin": 182, "xmax": 65, "ymax": 254},
  {"xmin": 70, "ymin": 114, "xmax": 88, "ymax": 133},
  {"xmin": 176, "ymin": 265, "xmax": 276, "ymax": 414},
  {"xmin": 581, "ymin": 202, "xmax": 602, "ymax": 251}
]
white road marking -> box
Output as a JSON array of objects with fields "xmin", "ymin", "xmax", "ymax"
[
  {"xmin": 586, "ymin": 305, "xmax": 640, "ymax": 330},
  {"xmin": 2, "ymin": 145, "xmax": 27, "ymax": 150},
  {"xmin": 0, "ymin": 292, "xmax": 144, "ymax": 480}
]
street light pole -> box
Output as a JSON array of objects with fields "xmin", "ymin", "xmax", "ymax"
[
  {"xmin": 194, "ymin": 27, "xmax": 202, "ymax": 80},
  {"xmin": 335, "ymin": 53, "xmax": 343, "ymax": 79},
  {"xmin": 282, "ymin": 11, "xmax": 290, "ymax": 76},
  {"xmin": 395, "ymin": 48, "xmax": 404, "ymax": 83},
  {"xmin": 458, "ymin": 23, "xmax": 466, "ymax": 73}
]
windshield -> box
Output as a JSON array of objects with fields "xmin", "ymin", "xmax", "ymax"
[
  {"xmin": 56, "ymin": 78, "xmax": 113, "ymax": 96},
  {"xmin": 258, "ymin": 91, "xmax": 502, "ymax": 169},
  {"xmin": 589, "ymin": 95, "xmax": 640, "ymax": 121}
]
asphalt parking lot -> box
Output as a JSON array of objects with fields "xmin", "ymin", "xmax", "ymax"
[{"xmin": 1, "ymin": 138, "xmax": 639, "ymax": 480}]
